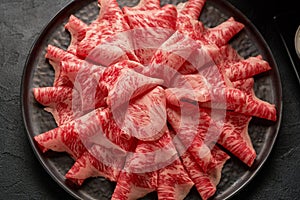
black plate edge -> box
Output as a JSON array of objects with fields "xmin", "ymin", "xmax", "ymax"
[{"xmin": 20, "ymin": 0, "xmax": 283, "ymax": 200}]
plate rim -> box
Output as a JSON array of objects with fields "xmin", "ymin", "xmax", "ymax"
[{"xmin": 21, "ymin": 0, "xmax": 283, "ymax": 199}]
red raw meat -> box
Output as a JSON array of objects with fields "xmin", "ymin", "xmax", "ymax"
[
  {"xmin": 233, "ymin": 78, "xmax": 277, "ymax": 121},
  {"xmin": 33, "ymin": 86, "xmax": 81, "ymax": 125},
  {"xmin": 180, "ymin": 145, "xmax": 229, "ymax": 200},
  {"xmin": 112, "ymin": 129, "xmax": 177, "ymax": 199},
  {"xmin": 114, "ymin": 86, "xmax": 167, "ymax": 141},
  {"xmin": 166, "ymin": 104, "xmax": 216, "ymax": 172},
  {"xmin": 225, "ymin": 55, "xmax": 272, "ymax": 81},
  {"xmin": 124, "ymin": 130, "xmax": 178, "ymax": 173},
  {"xmin": 34, "ymin": 115, "xmax": 88, "ymax": 159},
  {"xmin": 219, "ymin": 111, "xmax": 255, "ymax": 166},
  {"xmin": 77, "ymin": 0, "xmax": 138, "ymax": 64},
  {"xmin": 76, "ymin": 108, "xmax": 135, "ymax": 152},
  {"xmin": 65, "ymin": 150, "xmax": 120, "ymax": 185},
  {"xmin": 45, "ymin": 45, "xmax": 84, "ymax": 87},
  {"xmin": 157, "ymin": 158, "xmax": 194, "ymax": 200},
  {"xmin": 203, "ymin": 17, "xmax": 244, "ymax": 47},
  {"xmin": 165, "ymin": 74, "xmax": 210, "ymax": 106},
  {"xmin": 65, "ymin": 107, "xmax": 138, "ymax": 185},
  {"xmin": 177, "ymin": 0, "xmax": 206, "ymax": 20},
  {"xmin": 123, "ymin": 4, "xmax": 177, "ymax": 65},
  {"xmin": 64, "ymin": 15, "xmax": 87, "ymax": 55},
  {"xmin": 213, "ymin": 44, "xmax": 243, "ymax": 66},
  {"xmin": 100, "ymin": 60, "xmax": 164, "ymax": 110},
  {"xmin": 111, "ymin": 171, "xmax": 157, "ymax": 200}
]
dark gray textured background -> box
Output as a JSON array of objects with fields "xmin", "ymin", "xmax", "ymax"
[{"xmin": 0, "ymin": 0, "xmax": 299, "ymax": 199}]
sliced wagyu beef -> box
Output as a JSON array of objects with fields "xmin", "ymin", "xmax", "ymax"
[
  {"xmin": 33, "ymin": 0, "xmax": 278, "ymax": 199},
  {"xmin": 123, "ymin": 3, "xmax": 178, "ymax": 65},
  {"xmin": 157, "ymin": 158, "xmax": 194, "ymax": 200},
  {"xmin": 64, "ymin": 15, "xmax": 87, "ymax": 55}
]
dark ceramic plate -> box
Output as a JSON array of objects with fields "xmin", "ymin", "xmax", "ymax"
[{"xmin": 21, "ymin": 0, "xmax": 282, "ymax": 199}]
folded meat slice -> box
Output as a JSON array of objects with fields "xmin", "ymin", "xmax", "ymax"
[
  {"xmin": 77, "ymin": 0, "xmax": 138, "ymax": 64},
  {"xmin": 225, "ymin": 55, "xmax": 272, "ymax": 81},
  {"xmin": 157, "ymin": 158, "xmax": 194, "ymax": 200},
  {"xmin": 123, "ymin": 4, "xmax": 177, "ymax": 65},
  {"xmin": 100, "ymin": 60, "xmax": 164, "ymax": 110},
  {"xmin": 33, "ymin": 86, "xmax": 82, "ymax": 126},
  {"xmin": 45, "ymin": 45, "xmax": 85, "ymax": 87},
  {"xmin": 218, "ymin": 111, "xmax": 255, "ymax": 166},
  {"xmin": 233, "ymin": 78, "xmax": 277, "ymax": 121},
  {"xmin": 114, "ymin": 86, "xmax": 167, "ymax": 141},
  {"xmin": 124, "ymin": 130, "xmax": 178, "ymax": 173},
  {"xmin": 213, "ymin": 44, "xmax": 243, "ymax": 66},
  {"xmin": 166, "ymin": 75, "xmax": 247, "ymax": 110},
  {"xmin": 33, "ymin": 109, "xmax": 98, "ymax": 159},
  {"xmin": 112, "ymin": 130, "xmax": 177, "ymax": 199},
  {"xmin": 65, "ymin": 107, "xmax": 138, "ymax": 185},
  {"xmin": 167, "ymin": 104, "xmax": 216, "ymax": 173},
  {"xmin": 124, "ymin": 4, "xmax": 177, "ymax": 30},
  {"xmin": 180, "ymin": 145, "xmax": 229, "ymax": 200},
  {"xmin": 203, "ymin": 17, "xmax": 245, "ymax": 47},
  {"xmin": 111, "ymin": 171, "xmax": 157, "ymax": 200},
  {"xmin": 59, "ymin": 60, "xmax": 107, "ymax": 112},
  {"xmin": 176, "ymin": 0, "xmax": 206, "ymax": 21},
  {"xmin": 168, "ymin": 129, "xmax": 229, "ymax": 200},
  {"xmin": 65, "ymin": 149, "xmax": 120, "ymax": 185},
  {"xmin": 143, "ymin": 30, "xmax": 200, "ymax": 85},
  {"xmin": 64, "ymin": 15, "xmax": 87, "ymax": 55},
  {"xmin": 65, "ymin": 144, "xmax": 125, "ymax": 185},
  {"xmin": 165, "ymin": 74, "xmax": 210, "ymax": 106}
]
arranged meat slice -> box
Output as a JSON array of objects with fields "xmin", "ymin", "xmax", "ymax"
[
  {"xmin": 65, "ymin": 149, "xmax": 120, "ymax": 185},
  {"xmin": 64, "ymin": 15, "xmax": 87, "ymax": 55},
  {"xmin": 100, "ymin": 60, "xmax": 164, "ymax": 110},
  {"xmin": 76, "ymin": 108, "xmax": 135, "ymax": 153},
  {"xmin": 65, "ymin": 107, "xmax": 138, "ymax": 185},
  {"xmin": 58, "ymin": 60, "xmax": 103, "ymax": 84},
  {"xmin": 225, "ymin": 55, "xmax": 272, "ymax": 81},
  {"xmin": 143, "ymin": 30, "xmax": 200, "ymax": 85},
  {"xmin": 176, "ymin": 0, "xmax": 206, "ymax": 20},
  {"xmin": 165, "ymin": 74, "xmax": 210, "ymax": 106},
  {"xmin": 166, "ymin": 104, "xmax": 215, "ymax": 173},
  {"xmin": 213, "ymin": 44, "xmax": 243, "ymax": 67},
  {"xmin": 111, "ymin": 171, "xmax": 157, "ymax": 200},
  {"xmin": 77, "ymin": 0, "xmax": 138, "ymax": 64},
  {"xmin": 112, "ymin": 132, "xmax": 178, "ymax": 199},
  {"xmin": 34, "ymin": 115, "xmax": 88, "ymax": 159},
  {"xmin": 45, "ymin": 44, "xmax": 78, "ymax": 64},
  {"xmin": 180, "ymin": 145, "xmax": 229, "ymax": 200},
  {"xmin": 157, "ymin": 158, "xmax": 194, "ymax": 200},
  {"xmin": 45, "ymin": 45, "xmax": 84, "ymax": 87},
  {"xmin": 166, "ymin": 77, "xmax": 247, "ymax": 110},
  {"xmin": 203, "ymin": 17, "xmax": 245, "ymax": 47},
  {"xmin": 61, "ymin": 61, "xmax": 107, "ymax": 112},
  {"xmin": 33, "ymin": 86, "xmax": 81, "ymax": 125},
  {"xmin": 218, "ymin": 111, "xmax": 255, "ymax": 166},
  {"xmin": 124, "ymin": 4, "xmax": 177, "ymax": 30},
  {"xmin": 114, "ymin": 86, "xmax": 167, "ymax": 141},
  {"xmin": 233, "ymin": 78, "xmax": 277, "ymax": 121},
  {"xmin": 123, "ymin": 4, "xmax": 178, "ymax": 65},
  {"xmin": 124, "ymin": 130, "xmax": 178, "ymax": 173}
]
